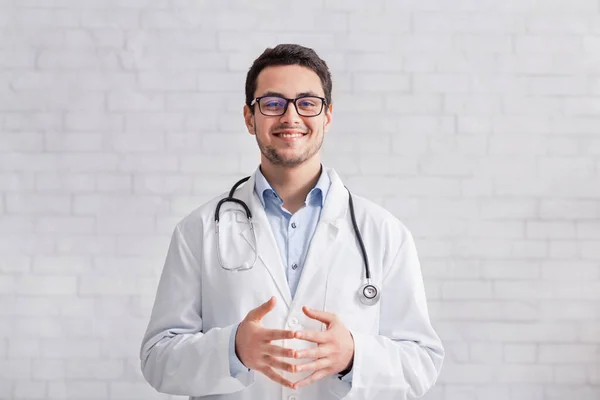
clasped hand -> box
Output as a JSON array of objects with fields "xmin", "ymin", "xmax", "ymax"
[{"xmin": 235, "ymin": 297, "xmax": 354, "ymax": 390}]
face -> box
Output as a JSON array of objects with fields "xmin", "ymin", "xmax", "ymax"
[{"xmin": 244, "ymin": 64, "xmax": 332, "ymax": 168}]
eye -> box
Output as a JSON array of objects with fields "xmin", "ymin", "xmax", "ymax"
[
  {"xmin": 260, "ymin": 97, "xmax": 285, "ymax": 109},
  {"xmin": 298, "ymin": 100, "xmax": 316, "ymax": 107}
]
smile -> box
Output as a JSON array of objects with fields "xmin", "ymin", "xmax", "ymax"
[{"xmin": 275, "ymin": 133, "xmax": 306, "ymax": 138}]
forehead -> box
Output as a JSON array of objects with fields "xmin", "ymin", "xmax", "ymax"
[{"xmin": 255, "ymin": 65, "xmax": 324, "ymax": 97}]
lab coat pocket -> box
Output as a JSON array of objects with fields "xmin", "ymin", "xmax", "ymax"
[{"xmin": 215, "ymin": 208, "xmax": 254, "ymax": 270}]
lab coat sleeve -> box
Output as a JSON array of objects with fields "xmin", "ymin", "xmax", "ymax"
[
  {"xmin": 139, "ymin": 223, "xmax": 255, "ymax": 396},
  {"xmin": 229, "ymin": 323, "xmax": 251, "ymax": 376},
  {"xmin": 346, "ymin": 223, "xmax": 444, "ymax": 399},
  {"xmin": 340, "ymin": 366, "xmax": 354, "ymax": 383}
]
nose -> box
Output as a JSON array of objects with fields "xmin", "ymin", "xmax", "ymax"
[{"xmin": 279, "ymin": 101, "xmax": 302, "ymax": 125}]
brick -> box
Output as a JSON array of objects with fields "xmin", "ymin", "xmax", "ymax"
[
  {"xmin": 0, "ymin": 216, "xmax": 34, "ymax": 234},
  {"xmin": 515, "ymin": 35, "xmax": 582, "ymax": 53},
  {"xmin": 6, "ymin": 194, "xmax": 70, "ymax": 215},
  {"xmin": 526, "ymin": 221, "xmax": 576, "ymax": 239},
  {"xmin": 539, "ymin": 344, "xmax": 598, "ymax": 363},
  {"xmin": 413, "ymin": 73, "xmax": 471, "ymax": 93},
  {"xmin": 0, "ymin": 256, "xmax": 31, "ymax": 273},
  {"xmin": 110, "ymin": 381, "xmax": 168, "ymax": 398},
  {"xmin": 81, "ymin": 10, "xmax": 139, "ymax": 28},
  {"xmin": 55, "ymin": 236, "xmax": 116, "ymax": 255},
  {"xmin": 133, "ymin": 174, "xmax": 192, "ymax": 195},
  {"xmin": 481, "ymin": 261, "xmax": 539, "ymax": 279},
  {"xmin": 8, "ymin": 339, "xmax": 40, "ymax": 358},
  {"xmin": 540, "ymin": 300, "xmax": 599, "ymax": 320},
  {"xmin": 95, "ymin": 174, "xmax": 132, "ymax": 192},
  {"xmin": 44, "ymin": 133, "xmax": 104, "ymax": 152},
  {"xmin": 0, "ymin": 173, "xmax": 34, "ymax": 191},
  {"xmin": 48, "ymin": 382, "xmax": 108, "ymax": 399},
  {"xmin": 496, "ymin": 365, "xmax": 553, "ymax": 383},
  {"xmin": 493, "ymin": 282, "xmax": 553, "ymax": 300},
  {"xmin": 65, "ymin": 112, "xmax": 123, "ymax": 132},
  {"xmin": 66, "ymin": 360, "xmax": 124, "ymax": 379},
  {"xmin": 0, "ymin": 359, "xmax": 31, "ymax": 379},
  {"xmin": 442, "ymin": 281, "xmax": 493, "ymax": 299},
  {"xmin": 14, "ymin": 380, "xmax": 46, "ymax": 398},
  {"xmin": 32, "ymin": 256, "xmax": 93, "ymax": 274},
  {"xmin": 32, "ymin": 360, "xmax": 65, "ymax": 380},
  {"xmin": 108, "ymin": 91, "xmax": 164, "ymax": 111},
  {"xmin": 577, "ymin": 222, "xmax": 600, "ymax": 239},
  {"xmin": 15, "ymin": 276, "xmax": 77, "ymax": 295},
  {"xmin": 96, "ymin": 214, "xmax": 155, "ymax": 234},
  {"xmin": 15, "ymin": 317, "xmax": 92, "ymax": 338},
  {"xmin": 41, "ymin": 339, "xmax": 101, "ymax": 358},
  {"xmin": 7, "ymin": 296, "xmax": 60, "ymax": 317},
  {"xmin": 348, "ymin": 11, "xmax": 410, "ymax": 32},
  {"xmin": 504, "ymin": 344, "xmax": 537, "ymax": 363},
  {"xmin": 118, "ymin": 155, "xmax": 179, "ymax": 172},
  {"xmin": 35, "ymin": 217, "xmax": 95, "ymax": 234},
  {"xmin": 73, "ymin": 194, "xmax": 167, "ymax": 215},
  {"xmin": 0, "ymin": 132, "xmax": 43, "ymax": 151},
  {"xmin": 107, "ymin": 132, "xmax": 166, "ymax": 152}
]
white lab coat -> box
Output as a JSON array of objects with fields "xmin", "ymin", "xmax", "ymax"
[{"xmin": 140, "ymin": 167, "xmax": 444, "ymax": 400}]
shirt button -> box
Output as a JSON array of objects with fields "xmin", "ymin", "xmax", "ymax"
[
  {"xmin": 288, "ymin": 395, "xmax": 298, "ymax": 400},
  {"xmin": 291, "ymin": 222, "xmax": 297, "ymax": 228},
  {"xmin": 289, "ymin": 317, "xmax": 299, "ymax": 326},
  {"xmin": 291, "ymin": 263, "xmax": 298, "ymax": 270}
]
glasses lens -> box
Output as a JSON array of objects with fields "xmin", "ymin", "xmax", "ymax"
[
  {"xmin": 259, "ymin": 97, "xmax": 287, "ymax": 115},
  {"xmin": 296, "ymin": 96, "xmax": 323, "ymax": 116}
]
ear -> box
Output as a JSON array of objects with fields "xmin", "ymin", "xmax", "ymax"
[
  {"xmin": 323, "ymin": 103, "xmax": 333, "ymax": 133},
  {"xmin": 243, "ymin": 104, "xmax": 256, "ymax": 135}
]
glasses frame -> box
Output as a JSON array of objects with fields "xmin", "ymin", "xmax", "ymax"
[{"xmin": 250, "ymin": 95, "xmax": 327, "ymax": 117}]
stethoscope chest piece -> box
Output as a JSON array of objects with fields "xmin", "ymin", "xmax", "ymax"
[{"xmin": 358, "ymin": 281, "xmax": 381, "ymax": 306}]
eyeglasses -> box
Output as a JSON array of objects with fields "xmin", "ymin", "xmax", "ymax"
[{"xmin": 250, "ymin": 95, "xmax": 327, "ymax": 117}]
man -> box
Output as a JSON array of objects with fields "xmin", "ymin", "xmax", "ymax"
[{"xmin": 140, "ymin": 44, "xmax": 444, "ymax": 400}]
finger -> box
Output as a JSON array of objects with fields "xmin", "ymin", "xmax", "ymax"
[
  {"xmin": 263, "ymin": 329, "xmax": 295, "ymax": 342},
  {"xmin": 301, "ymin": 306, "xmax": 336, "ymax": 325},
  {"xmin": 263, "ymin": 354, "xmax": 295, "ymax": 373},
  {"xmin": 262, "ymin": 366, "xmax": 294, "ymax": 389},
  {"xmin": 294, "ymin": 346, "xmax": 331, "ymax": 360},
  {"xmin": 294, "ymin": 330, "xmax": 329, "ymax": 344},
  {"xmin": 247, "ymin": 296, "xmax": 276, "ymax": 321},
  {"xmin": 295, "ymin": 357, "xmax": 331, "ymax": 373},
  {"xmin": 263, "ymin": 343, "xmax": 295, "ymax": 358},
  {"xmin": 292, "ymin": 368, "xmax": 331, "ymax": 390}
]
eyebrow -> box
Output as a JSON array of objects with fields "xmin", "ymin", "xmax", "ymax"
[{"xmin": 259, "ymin": 91, "xmax": 322, "ymax": 98}]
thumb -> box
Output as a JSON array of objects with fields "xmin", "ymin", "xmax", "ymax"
[{"xmin": 247, "ymin": 296, "xmax": 276, "ymax": 322}]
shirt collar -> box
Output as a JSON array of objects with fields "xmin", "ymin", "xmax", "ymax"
[{"xmin": 254, "ymin": 165, "xmax": 330, "ymax": 209}]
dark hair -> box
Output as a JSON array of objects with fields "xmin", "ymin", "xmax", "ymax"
[{"xmin": 245, "ymin": 44, "xmax": 332, "ymax": 113}]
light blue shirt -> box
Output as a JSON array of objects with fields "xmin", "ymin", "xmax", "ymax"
[{"xmin": 228, "ymin": 167, "xmax": 353, "ymax": 382}]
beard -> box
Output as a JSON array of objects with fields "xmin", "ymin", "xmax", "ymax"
[{"xmin": 255, "ymin": 129, "xmax": 324, "ymax": 167}]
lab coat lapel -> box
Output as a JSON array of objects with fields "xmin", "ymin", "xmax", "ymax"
[
  {"xmin": 237, "ymin": 170, "xmax": 293, "ymax": 308},
  {"xmin": 291, "ymin": 168, "xmax": 349, "ymax": 308}
]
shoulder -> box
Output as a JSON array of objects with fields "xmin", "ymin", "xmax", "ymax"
[
  {"xmin": 349, "ymin": 192, "xmax": 413, "ymax": 242},
  {"xmin": 173, "ymin": 191, "xmax": 230, "ymax": 240}
]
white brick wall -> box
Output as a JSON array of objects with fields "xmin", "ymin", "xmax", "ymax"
[{"xmin": 0, "ymin": 0, "xmax": 599, "ymax": 399}]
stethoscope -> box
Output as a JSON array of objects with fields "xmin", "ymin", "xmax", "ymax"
[{"xmin": 214, "ymin": 176, "xmax": 381, "ymax": 306}]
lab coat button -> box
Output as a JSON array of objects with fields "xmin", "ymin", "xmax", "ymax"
[{"xmin": 288, "ymin": 395, "xmax": 297, "ymax": 400}]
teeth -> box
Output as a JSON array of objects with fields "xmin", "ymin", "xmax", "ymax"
[{"xmin": 279, "ymin": 133, "xmax": 303, "ymax": 138}]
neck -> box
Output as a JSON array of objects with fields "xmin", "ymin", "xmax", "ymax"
[{"xmin": 260, "ymin": 157, "xmax": 322, "ymax": 213}]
